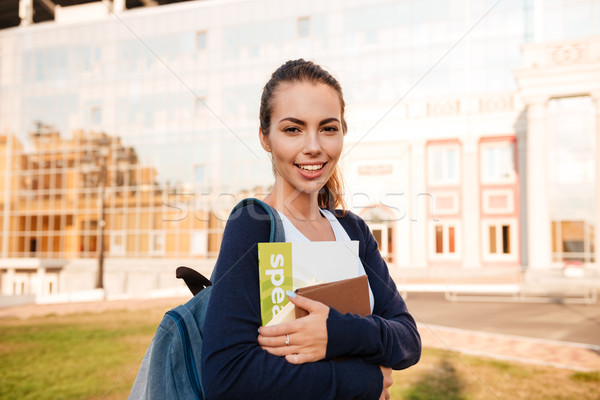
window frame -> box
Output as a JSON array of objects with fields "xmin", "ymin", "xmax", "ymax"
[
  {"xmin": 190, "ymin": 229, "xmax": 208, "ymax": 257},
  {"xmin": 196, "ymin": 31, "xmax": 207, "ymax": 50},
  {"xmin": 109, "ymin": 230, "xmax": 126, "ymax": 256},
  {"xmin": 427, "ymin": 143, "xmax": 461, "ymax": 186},
  {"xmin": 480, "ymin": 140, "xmax": 516, "ymax": 185},
  {"xmin": 428, "ymin": 220, "xmax": 461, "ymax": 261},
  {"xmin": 481, "ymin": 218, "xmax": 518, "ymax": 262},
  {"xmin": 551, "ymin": 219, "xmax": 595, "ymax": 263},
  {"xmin": 297, "ymin": 16, "xmax": 311, "ymax": 38},
  {"xmin": 149, "ymin": 230, "xmax": 166, "ymax": 256}
]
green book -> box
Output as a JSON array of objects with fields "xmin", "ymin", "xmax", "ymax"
[{"xmin": 257, "ymin": 241, "xmax": 360, "ymax": 326}]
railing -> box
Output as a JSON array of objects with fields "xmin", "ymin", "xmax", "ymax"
[{"xmin": 443, "ymin": 267, "xmax": 599, "ymax": 304}]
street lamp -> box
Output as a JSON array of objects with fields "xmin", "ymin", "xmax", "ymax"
[{"xmin": 81, "ymin": 136, "xmax": 111, "ymax": 290}]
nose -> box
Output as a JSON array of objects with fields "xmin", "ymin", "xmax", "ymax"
[{"xmin": 303, "ymin": 131, "xmax": 322, "ymax": 155}]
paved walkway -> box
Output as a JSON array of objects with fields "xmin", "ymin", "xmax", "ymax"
[
  {"xmin": 1, "ymin": 296, "xmax": 599, "ymax": 372},
  {"xmin": 419, "ymin": 324, "xmax": 600, "ymax": 372}
]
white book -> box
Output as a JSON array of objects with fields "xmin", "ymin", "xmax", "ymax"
[{"xmin": 258, "ymin": 241, "xmax": 360, "ymax": 326}]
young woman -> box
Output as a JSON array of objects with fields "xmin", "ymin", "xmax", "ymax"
[{"xmin": 201, "ymin": 59, "xmax": 421, "ymax": 400}]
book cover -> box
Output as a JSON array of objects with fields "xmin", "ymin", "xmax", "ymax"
[
  {"xmin": 294, "ymin": 275, "xmax": 370, "ymax": 319},
  {"xmin": 258, "ymin": 241, "xmax": 360, "ymax": 326}
]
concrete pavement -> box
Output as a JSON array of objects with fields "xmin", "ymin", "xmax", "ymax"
[
  {"xmin": 406, "ymin": 292, "xmax": 600, "ymax": 371},
  {"xmin": 419, "ymin": 324, "xmax": 600, "ymax": 372}
]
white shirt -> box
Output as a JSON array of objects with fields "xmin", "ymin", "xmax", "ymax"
[{"xmin": 276, "ymin": 209, "xmax": 375, "ymax": 311}]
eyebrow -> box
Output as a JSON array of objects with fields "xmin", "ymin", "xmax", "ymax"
[{"xmin": 279, "ymin": 117, "xmax": 340, "ymax": 126}]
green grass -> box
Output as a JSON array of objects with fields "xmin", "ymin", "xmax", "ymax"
[
  {"xmin": 0, "ymin": 304, "xmax": 599, "ymax": 400},
  {"xmin": 391, "ymin": 348, "xmax": 600, "ymax": 400},
  {"xmin": 0, "ymin": 306, "xmax": 170, "ymax": 400}
]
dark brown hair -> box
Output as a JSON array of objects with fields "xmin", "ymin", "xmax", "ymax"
[{"xmin": 259, "ymin": 59, "xmax": 347, "ymax": 210}]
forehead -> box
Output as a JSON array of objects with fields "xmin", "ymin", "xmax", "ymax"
[{"xmin": 271, "ymin": 81, "xmax": 341, "ymax": 119}]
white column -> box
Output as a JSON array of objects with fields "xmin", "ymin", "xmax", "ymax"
[
  {"xmin": 4, "ymin": 268, "xmax": 15, "ymax": 295},
  {"xmin": 516, "ymin": 117, "xmax": 529, "ymax": 267},
  {"xmin": 462, "ymin": 137, "xmax": 480, "ymax": 269},
  {"xmin": 37, "ymin": 267, "xmax": 46, "ymax": 296},
  {"xmin": 2, "ymin": 135, "xmax": 12, "ymax": 258},
  {"xmin": 409, "ymin": 140, "xmax": 428, "ymax": 269},
  {"xmin": 526, "ymin": 98, "xmax": 552, "ymax": 270},
  {"xmin": 394, "ymin": 147, "xmax": 411, "ymax": 268}
]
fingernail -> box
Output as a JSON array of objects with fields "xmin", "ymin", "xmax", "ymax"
[
  {"xmin": 286, "ymin": 290, "xmax": 296, "ymax": 298},
  {"xmin": 257, "ymin": 327, "xmax": 261, "ymax": 334}
]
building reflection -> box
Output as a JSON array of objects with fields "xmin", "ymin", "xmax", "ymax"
[{"xmin": 0, "ymin": 128, "xmax": 222, "ymax": 265}]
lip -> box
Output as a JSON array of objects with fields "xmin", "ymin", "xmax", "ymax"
[{"xmin": 295, "ymin": 162, "xmax": 327, "ymax": 179}]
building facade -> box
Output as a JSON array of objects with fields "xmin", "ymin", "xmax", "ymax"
[{"xmin": 0, "ymin": 0, "xmax": 599, "ymax": 296}]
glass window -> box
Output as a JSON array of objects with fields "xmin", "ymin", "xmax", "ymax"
[
  {"xmin": 431, "ymin": 222, "xmax": 459, "ymax": 258},
  {"xmin": 448, "ymin": 226, "xmax": 455, "ymax": 253},
  {"xmin": 544, "ymin": 6, "xmax": 564, "ymax": 40},
  {"xmin": 564, "ymin": 5, "xmax": 591, "ymax": 38},
  {"xmin": 196, "ymin": 31, "xmax": 207, "ymax": 50},
  {"xmin": 488, "ymin": 224, "xmax": 510, "ymax": 254},
  {"xmin": 431, "ymin": 0, "xmax": 449, "ymax": 19},
  {"xmin": 489, "ymin": 225, "xmax": 497, "ymax": 253},
  {"xmin": 91, "ymin": 106, "xmax": 102, "ymax": 125},
  {"xmin": 552, "ymin": 220, "xmax": 595, "ymax": 262},
  {"xmin": 547, "ymin": 96, "xmax": 596, "ymax": 263},
  {"xmin": 502, "ymin": 225, "xmax": 510, "ymax": 254},
  {"xmin": 369, "ymin": 222, "xmax": 393, "ymax": 262},
  {"xmin": 483, "ymin": 220, "xmax": 517, "ymax": 261},
  {"xmin": 110, "ymin": 231, "xmax": 126, "ymax": 255},
  {"xmin": 298, "ymin": 16, "xmax": 310, "ymax": 37},
  {"xmin": 194, "ymin": 164, "xmax": 205, "ymax": 185},
  {"xmin": 481, "ymin": 141, "xmax": 515, "ymax": 184},
  {"xmin": 191, "ymin": 230, "xmax": 207, "ymax": 256},
  {"xmin": 428, "ymin": 144, "xmax": 460, "ymax": 186},
  {"xmin": 150, "ymin": 231, "xmax": 165, "ymax": 255}
]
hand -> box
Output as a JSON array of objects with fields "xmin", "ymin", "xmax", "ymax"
[
  {"xmin": 379, "ymin": 366, "xmax": 393, "ymax": 400},
  {"xmin": 257, "ymin": 293, "xmax": 329, "ymax": 364}
]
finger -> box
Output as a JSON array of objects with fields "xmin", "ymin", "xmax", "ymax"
[
  {"xmin": 258, "ymin": 334, "xmax": 289, "ymax": 348},
  {"xmin": 258, "ymin": 323, "xmax": 292, "ymax": 337},
  {"xmin": 285, "ymin": 352, "xmax": 316, "ymax": 365},
  {"xmin": 285, "ymin": 350, "xmax": 324, "ymax": 364},
  {"xmin": 288, "ymin": 293, "xmax": 328, "ymax": 314},
  {"xmin": 285, "ymin": 353, "xmax": 302, "ymax": 364},
  {"xmin": 261, "ymin": 345, "xmax": 297, "ymax": 357}
]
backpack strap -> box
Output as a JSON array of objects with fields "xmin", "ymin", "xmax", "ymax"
[
  {"xmin": 176, "ymin": 266, "xmax": 212, "ymax": 296},
  {"xmin": 177, "ymin": 198, "xmax": 284, "ymax": 295},
  {"xmin": 230, "ymin": 197, "xmax": 285, "ymax": 243}
]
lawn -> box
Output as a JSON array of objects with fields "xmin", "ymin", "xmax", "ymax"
[{"xmin": 0, "ymin": 303, "xmax": 598, "ymax": 400}]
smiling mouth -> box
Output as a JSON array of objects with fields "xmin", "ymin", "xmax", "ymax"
[{"xmin": 297, "ymin": 163, "xmax": 325, "ymax": 172}]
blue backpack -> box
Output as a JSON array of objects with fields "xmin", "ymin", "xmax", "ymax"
[{"xmin": 129, "ymin": 198, "xmax": 284, "ymax": 399}]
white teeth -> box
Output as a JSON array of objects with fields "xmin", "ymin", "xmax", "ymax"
[{"xmin": 299, "ymin": 164, "xmax": 324, "ymax": 171}]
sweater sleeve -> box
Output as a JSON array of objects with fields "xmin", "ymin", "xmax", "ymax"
[
  {"xmin": 200, "ymin": 205, "xmax": 383, "ymax": 400},
  {"xmin": 325, "ymin": 211, "xmax": 422, "ymax": 370}
]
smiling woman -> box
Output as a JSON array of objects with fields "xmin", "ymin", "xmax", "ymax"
[
  {"xmin": 258, "ymin": 60, "xmax": 349, "ymax": 213},
  {"xmin": 200, "ymin": 59, "xmax": 421, "ymax": 400},
  {"xmin": 259, "ymin": 80, "xmax": 345, "ymax": 223}
]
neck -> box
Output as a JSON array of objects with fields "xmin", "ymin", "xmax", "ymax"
[{"xmin": 263, "ymin": 181, "xmax": 321, "ymax": 222}]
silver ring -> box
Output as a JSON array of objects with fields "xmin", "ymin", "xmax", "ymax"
[{"xmin": 285, "ymin": 334, "xmax": 290, "ymax": 346}]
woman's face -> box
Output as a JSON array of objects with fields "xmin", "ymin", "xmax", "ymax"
[{"xmin": 260, "ymin": 81, "xmax": 344, "ymax": 197}]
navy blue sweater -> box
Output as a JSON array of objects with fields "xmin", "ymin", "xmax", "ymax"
[{"xmin": 201, "ymin": 204, "xmax": 421, "ymax": 399}]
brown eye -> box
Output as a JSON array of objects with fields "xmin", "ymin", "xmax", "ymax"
[
  {"xmin": 322, "ymin": 126, "xmax": 339, "ymax": 134},
  {"xmin": 284, "ymin": 127, "xmax": 301, "ymax": 133}
]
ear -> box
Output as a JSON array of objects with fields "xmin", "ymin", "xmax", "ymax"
[{"xmin": 259, "ymin": 127, "xmax": 271, "ymax": 152}]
